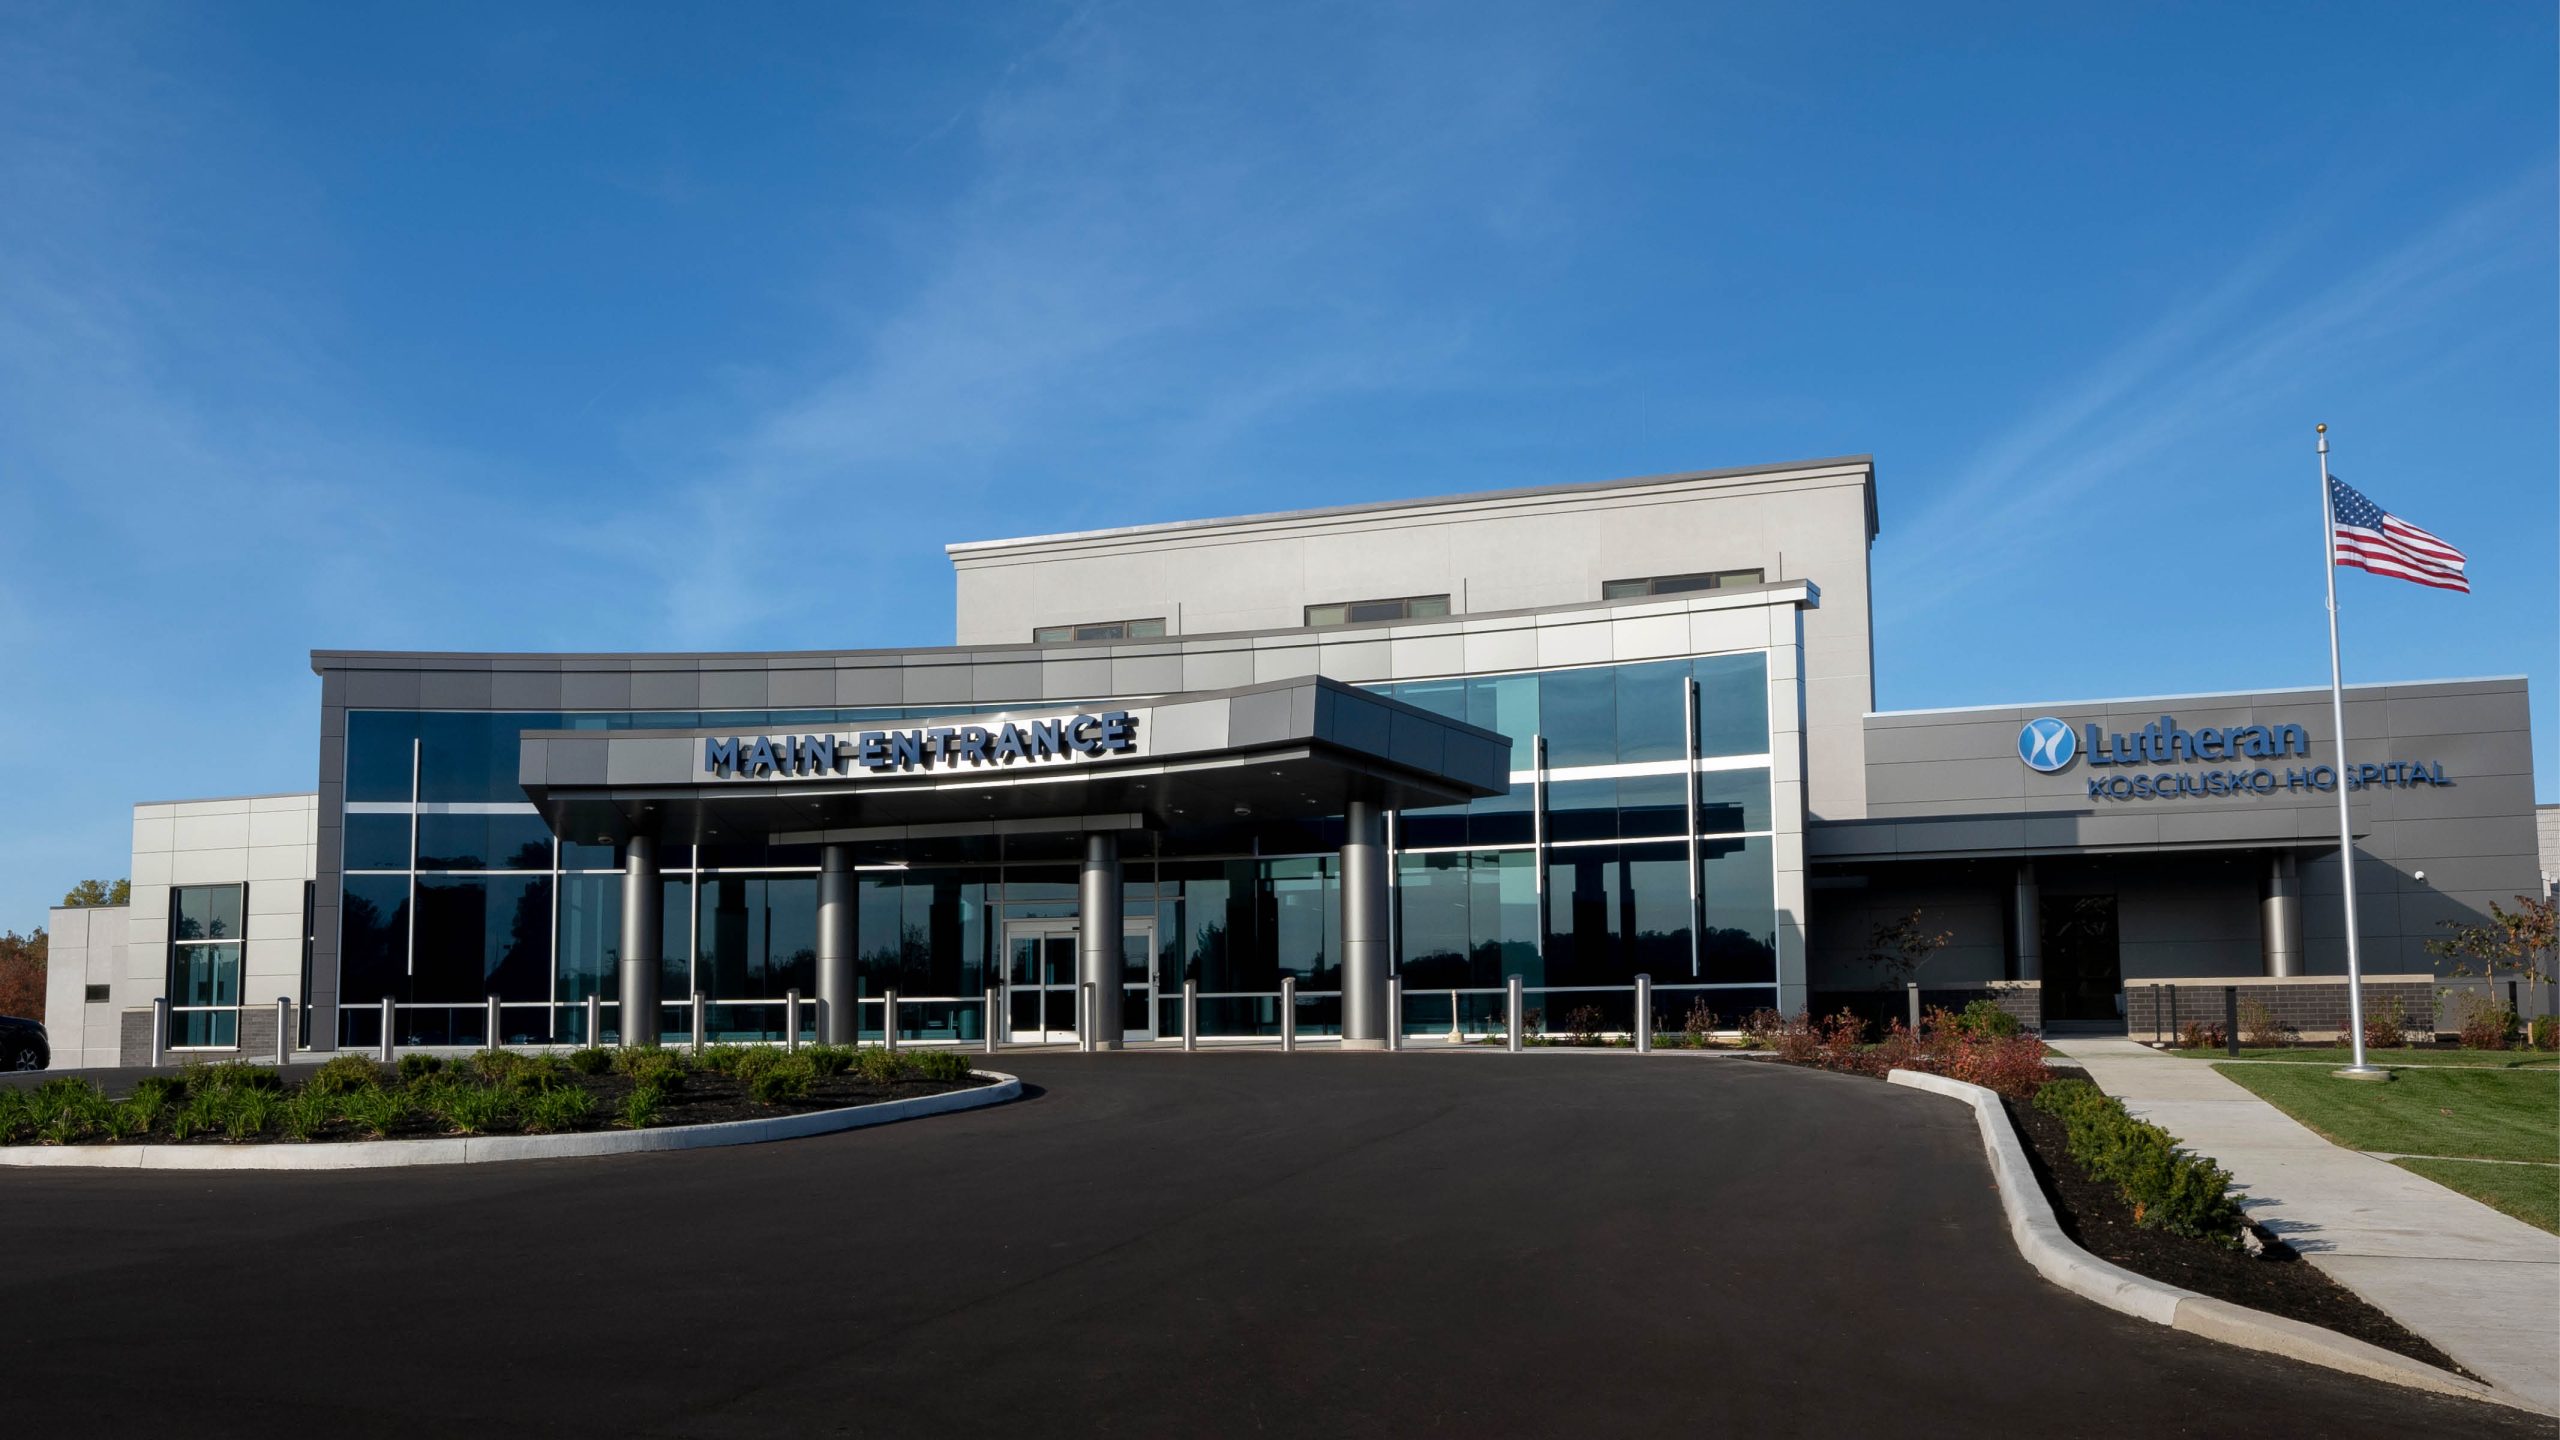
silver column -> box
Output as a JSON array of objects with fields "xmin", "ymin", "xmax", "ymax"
[
  {"xmin": 817, "ymin": 843, "xmax": 858, "ymax": 1044},
  {"xmin": 1079, "ymin": 832, "xmax": 1123, "ymax": 1052},
  {"xmin": 2012, "ymin": 861, "xmax": 2042, "ymax": 983},
  {"xmin": 619, "ymin": 834, "xmax": 662, "ymax": 1048},
  {"xmin": 1341, "ymin": 799, "xmax": 1390, "ymax": 1050},
  {"xmin": 2262, "ymin": 851, "xmax": 2304, "ymax": 977}
]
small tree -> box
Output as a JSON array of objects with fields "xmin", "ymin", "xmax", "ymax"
[
  {"xmin": 61, "ymin": 878, "xmax": 130, "ymax": 908},
  {"xmin": 0, "ymin": 928, "xmax": 45, "ymax": 1021},
  {"xmin": 1867, "ymin": 909, "xmax": 1953, "ymax": 990},
  {"xmin": 2426, "ymin": 895, "xmax": 2558, "ymax": 996}
]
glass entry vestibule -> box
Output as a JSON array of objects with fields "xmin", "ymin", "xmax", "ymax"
[{"xmin": 1005, "ymin": 917, "xmax": 1157, "ymax": 1045}]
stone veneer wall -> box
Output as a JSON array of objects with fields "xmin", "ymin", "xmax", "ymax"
[{"xmin": 2125, "ymin": 975, "xmax": 2436, "ymax": 1042}]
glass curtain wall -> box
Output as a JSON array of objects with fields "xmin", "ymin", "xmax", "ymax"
[{"xmin": 333, "ymin": 648, "xmax": 1780, "ymax": 1046}]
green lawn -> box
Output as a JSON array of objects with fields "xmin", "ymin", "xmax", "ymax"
[
  {"xmin": 2171, "ymin": 1046, "xmax": 2558, "ymax": 1069},
  {"xmin": 2392, "ymin": 1158, "xmax": 2560, "ymax": 1235},
  {"xmin": 2212, "ymin": 1063, "xmax": 2560, "ymax": 1164}
]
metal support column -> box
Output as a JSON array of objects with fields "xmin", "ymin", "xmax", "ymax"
[
  {"xmin": 816, "ymin": 842, "xmax": 858, "ymax": 1043},
  {"xmin": 1635, "ymin": 975, "xmax": 1652, "ymax": 1053},
  {"xmin": 619, "ymin": 833, "xmax": 662, "ymax": 1048},
  {"xmin": 2262, "ymin": 851, "xmax": 2303, "ymax": 977},
  {"xmin": 1078, "ymin": 832, "xmax": 1124, "ymax": 1052},
  {"xmin": 2013, "ymin": 861, "xmax": 2042, "ymax": 983},
  {"xmin": 1341, "ymin": 798, "xmax": 1390, "ymax": 1050}
]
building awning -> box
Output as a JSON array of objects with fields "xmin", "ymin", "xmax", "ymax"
[{"xmin": 518, "ymin": 675, "xmax": 1511, "ymax": 848}]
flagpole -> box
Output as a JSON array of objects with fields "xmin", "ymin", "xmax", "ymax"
[{"xmin": 2318, "ymin": 424, "xmax": 2387, "ymax": 1080}]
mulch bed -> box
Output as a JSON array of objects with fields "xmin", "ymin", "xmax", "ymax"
[{"xmin": 2003, "ymin": 1093, "xmax": 2474, "ymax": 1377}]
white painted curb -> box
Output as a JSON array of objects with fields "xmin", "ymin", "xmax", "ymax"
[
  {"xmin": 1885, "ymin": 1069, "xmax": 2539, "ymax": 1416},
  {"xmin": 0, "ymin": 1072, "xmax": 1020, "ymax": 1171}
]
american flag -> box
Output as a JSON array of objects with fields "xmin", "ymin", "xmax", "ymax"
[{"xmin": 2330, "ymin": 477, "xmax": 2468, "ymax": 593}]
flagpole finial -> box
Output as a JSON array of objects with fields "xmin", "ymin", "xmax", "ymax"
[{"xmin": 2316, "ymin": 423, "xmax": 2327, "ymax": 434}]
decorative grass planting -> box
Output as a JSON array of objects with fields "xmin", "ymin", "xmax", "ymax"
[{"xmin": 0, "ymin": 1046, "xmax": 990, "ymax": 1147}]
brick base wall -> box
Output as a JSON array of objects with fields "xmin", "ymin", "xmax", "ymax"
[
  {"xmin": 1807, "ymin": 981, "xmax": 2043, "ymax": 1034},
  {"xmin": 2125, "ymin": 977, "xmax": 2437, "ymax": 1042}
]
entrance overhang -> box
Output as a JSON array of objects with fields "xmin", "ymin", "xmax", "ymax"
[{"xmin": 517, "ymin": 675, "xmax": 1512, "ymax": 847}]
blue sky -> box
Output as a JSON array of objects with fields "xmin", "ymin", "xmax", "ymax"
[{"xmin": 1, "ymin": 2, "xmax": 2552, "ymax": 932}]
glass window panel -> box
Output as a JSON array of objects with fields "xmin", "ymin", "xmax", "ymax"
[
  {"xmin": 1074, "ymin": 622, "xmax": 1126, "ymax": 640},
  {"xmin": 696, "ymin": 875, "xmax": 817, "ymax": 1001},
  {"xmin": 1397, "ymin": 801, "xmax": 1469, "ymax": 849},
  {"xmin": 1466, "ymin": 673, "xmax": 1539, "ymax": 756},
  {"xmin": 1538, "ymin": 665, "xmax": 1616, "ymax": 768},
  {"xmin": 415, "ymin": 812, "xmax": 554, "ymax": 871},
  {"xmin": 1345, "ymin": 600, "xmax": 1401, "ymax": 622},
  {"xmin": 1469, "ymin": 850, "xmax": 1542, "ymax": 986},
  {"xmin": 1701, "ymin": 836, "xmax": 1777, "ymax": 984},
  {"xmin": 1127, "ymin": 618, "xmax": 1166, "ymax": 638},
  {"xmin": 1694, "ymin": 652, "xmax": 1771, "ymax": 757},
  {"xmin": 344, "ymin": 711, "xmax": 422, "ymax": 803},
  {"xmin": 1406, "ymin": 595, "xmax": 1449, "ymax": 618},
  {"xmin": 1305, "ymin": 603, "xmax": 1348, "ymax": 627},
  {"xmin": 414, "ymin": 875, "xmax": 553, "ymax": 1003},
  {"xmin": 1395, "ymin": 679, "xmax": 1467, "ymax": 722},
  {"xmin": 1394, "ymin": 852, "xmax": 1473, "ymax": 986},
  {"xmin": 1266, "ymin": 856, "xmax": 1337, "ymax": 988},
  {"xmin": 343, "ymin": 813, "xmax": 412, "ymax": 870},
  {"xmin": 1033, "ymin": 626, "xmax": 1071, "ymax": 643},
  {"xmin": 173, "ymin": 884, "xmax": 245, "ymax": 941},
  {"xmin": 556, "ymin": 872, "xmax": 621, "ymax": 1006},
  {"xmin": 1601, "ymin": 578, "xmax": 1650, "ymax": 600},
  {"xmin": 1696, "ymin": 767, "xmax": 1771, "ymax": 834},
  {"xmin": 1615, "ymin": 772, "xmax": 1689, "ymax": 838},
  {"xmin": 558, "ymin": 838, "xmax": 619, "ymax": 870},
  {"xmin": 339, "ymin": 875, "xmax": 410, "ymax": 1005},
  {"xmin": 1620, "ymin": 842, "xmax": 1693, "ymax": 981},
  {"xmin": 168, "ymin": 942, "xmax": 242, "ymax": 1047},
  {"xmin": 1465, "ymin": 784, "xmax": 1533, "ymax": 846},
  {"xmin": 1615, "ymin": 659, "xmax": 1691, "ymax": 763},
  {"xmin": 1546, "ymin": 846, "xmax": 1618, "ymax": 985},
  {"xmin": 1544, "ymin": 779, "xmax": 1618, "ymax": 843},
  {"xmin": 418, "ymin": 712, "xmax": 561, "ymax": 805}
]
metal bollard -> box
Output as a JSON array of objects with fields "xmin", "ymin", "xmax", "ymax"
[
  {"xmin": 2223, "ymin": 985, "xmax": 2241, "ymax": 1057},
  {"xmin": 785, "ymin": 989, "xmax": 801, "ymax": 1052},
  {"xmin": 379, "ymin": 996, "xmax": 397, "ymax": 1063},
  {"xmin": 692, "ymin": 992, "xmax": 706, "ymax": 1054},
  {"xmin": 1280, "ymin": 977, "xmax": 1297, "ymax": 1052},
  {"xmin": 1386, "ymin": 982, "xmax": 1402, "ymax": 1053},
  {"xmin": 1448, "ymin": 988, "xmax": 1462, "ymax": 1043},
  {"xmin": 883, "ymin": 989, "xmax": 899, "ymax": 1053},
  {"xmin": 486, "ymin": 994, "xmax": 503, "ymax": 1051},
  {"xmin": 150, "ymin": 997, "xmax": 169, "ymax": 1069},
  {"xmin": 1080, "ymin": 983, "xmax": 1097, "ymax": 1053},
  {"xmin": 1906, "ymin": 982, "xmax": 1921, "ymax": 1032},
  {"xmin": 585, "ymin": 993, "xmax": 602, "ymax": 1050},
  {"xmin": 274, "ymin": 997, "xmax": 292, "ymax": 1067},
  {"xmin": 1506, "ymin": 975, "xmax": 1524, "ymax": 1053},
  {"xmin": 984, "ymin": 988, "xmax": 1001, "ymax": 1055},
  {"xmin": 1182, "ymin": 979, "xmax": 1198, "ymax": 1053},
  {"xmin": 1635, "ymin": 975, "xmax": 1652, "ymax": 1054}
]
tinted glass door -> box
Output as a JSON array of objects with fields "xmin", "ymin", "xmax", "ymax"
[{"xmin": 1007, "ymin": 925, "xmax": 1079, "ymax": 1044}]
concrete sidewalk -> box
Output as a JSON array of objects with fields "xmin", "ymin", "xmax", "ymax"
[{"xmin": 2047, "ymin": 1038, "xmax": 2559, "ymax": 1414}]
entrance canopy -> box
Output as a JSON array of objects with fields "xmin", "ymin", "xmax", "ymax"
[{"xmin": 518, "ymin": 675, "xmax": 1512, "ymax": 848}]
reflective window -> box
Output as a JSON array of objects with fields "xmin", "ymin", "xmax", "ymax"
[
  {"xmin": 1601, "ymin": 569, "xmax": 1765, "ymax": 599},
  {"xmin": 1545, "ymin": 842, "xmax": 1691, "ymax": 987},
  {"xmin": 1695, "ymin": 653, "xmax": 1770, "ymax": 757},
  {"xmin": 1614, "ymin": 659, "xmax": 1691, "ymax": 764},
  {"xmin": 415, "ymin": 813, "xmax": 554, "ymax": 871},
  {"xmin": 1537, "ymin": 665, "xmax": 1616, "ymax": 768},
  {"xmin": 172, "ymin": 884, "xmax": 244, "ymax": 941},
  {"xmin": 167, "ymin": 884, "xmax": 245, "ymax": 1046},
  {"xmin": 1394, "ymin": 850, "xmax": 1538, "ymax": 991},
  {"xmin": 1466, "ymin": 673, "xmax": 1540, "ymax": 757},
  {"xmin": 1032, "ymin": 618, "xmax": 1166, "ymax": 643},
  {"xmin": 1304, "ymin": 594, "xmax": 1449, "ymax": 627},
  {"xmin": 696, "ymin": 875, "xmax": 818, "ymax": 1002},
  {"xmin": 556, "ymin": 873, "xmax": 621, "ymax": 1008},
  {"xmin": 343, "ymin": 814, "xmax": 412, "ymax": 870},
  {"xmin": 1701, "ymin": 836, "xmax": 1777, "ymax": 984},
  {"xmin": 1697, "ymin": 768, "xmax": 1772, "ymax": 835},
  {"xmin": 412, "ymin": 876, "xmax": 553, "ymax": 1003},
  {"xmin": 339, "ymin": 874, "xmax": 410, "ymax": 1006},
  {"xmin": 345, "ymin": 711, "xmax": 421, "ymax": 802}
]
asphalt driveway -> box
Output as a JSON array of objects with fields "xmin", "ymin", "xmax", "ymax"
[{"xmin": 0, "ymin": 1051, "xmax": 2542, "ymax": 1437}]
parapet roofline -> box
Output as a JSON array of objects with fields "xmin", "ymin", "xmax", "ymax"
[
  {"xmin": 307, "ymin": 579, "xmax": 1817, "ymax": 672},
  {"xmin": 943, "ymin": 455, "xmax": 1879, "ymax": 557},
  {"xmin": 1868, "ymin": 674, "xmax": 2531, "ymax": 720}
]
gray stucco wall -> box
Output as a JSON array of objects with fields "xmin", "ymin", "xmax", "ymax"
[
  {"xmin": 42, "ymin": 904, "xmax": 125, "ymax": 1070},
  {"xmin": 945, "ymin": 457, "xmax": 1879, "ymax": 821},
  {"xmin": 1808, "ymin": 677, "xmax": 2539, "ymax": 986}
]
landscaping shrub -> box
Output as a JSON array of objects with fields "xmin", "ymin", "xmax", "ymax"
[
  {"xmin": 468, "ymin": 1048, "xmax": 525, "ymax": 1084},
  {"xmin": 853, "ymin": 1046, "xmax": 912, "ymax": 1085},
  {"xmin": 1928, "ymin": 1031, "xmax": 2054, "ymax": 1099},
  {"xmin": 692, "ymin": 1044, "xmax": 757, "ymax": 1076},
  {"xmin": 621, "ymin": 1081, "xmax": 666, "ymax": 1129},
  {"xmin": 2531, "ymin": 1015, "xmax": 2560, "ymax": 1052},
  {"xmin": 1681, "ymin": 999, "xmax": 1718, "ymax": 1049},
  {"xmin": 223, "ymin": 1088, "xmax": 278, "ymax": 1141},
  {"xmin": 565, "ymin": 1046, "xmax": 614, "ymax": 1075},
  {"xmin": 510, "ymin": 1054, "xmax": 574, "ymax": 1093},
  {"xmin": 431, "ymin": 1085, "xmax": 516, "ymax": 1136},
  {"xmin": 2034, "ymin": 1079, "xmax": 2245, "ymax": 1243},
  {"xmin": 521, "ymin": 1085, "xmax": 595, "ymax": 1134},
  {"xmin": 614, "ymin": 1046, "xmax": 686, "ymax": 1087},
  {"xmin": 802, "ymin": 1044, "xmax": 857, "ymax": 1078},
  {"xmin": 908, "ymin": 1049, "xmax": 973, "ymax": 1083},
  {"xmin": 306, "ymin": 1053, "xmax": 384, "ymax": 1096},
  {"xmin": 277, "ymin": 1089, "xmax": 334, "ymax": 1141},
  {"xmin": 1564, "ymin": 1006, "xmax": 1606, "ymax": 1046},
  {"xmin": 1813, "ymin": 1010, "xmax": 1867, "ymax": 1071},
  {"xmin": 2238, "ymin": 998, "xmax": 2297, "ymax": 1049},
  {"xmin": 2452, "ymin": 993, "xmax": 2518, "ymax": 1051},
  {"xmin": 748, "ymin": 1053, "xmax": 817, "ymax": 1104},
  {"xmin": 2359, "ymin": 996, "xmax": 2411, "ymax": 1050},
  {"xmin": 397, "ymin": 1053, "xmax": 446, "ymax": 1082},
  {"xmin": 1954, "ymin": 998, "xmax": 2022, "ymax": 1039},
  {"xmin": 168, "ymin": 1086, "xmax": 227, "ymax": 1142},
  {"xmin": 191, "ymin": 1061, "xmax": 282, "ymax": 1094},
  {"xmin": 1739, "ymin": 1009, "xmax": 1787, "ymax": 1050},
  {"xmin": 336, "ymin": 1087, "xmax": 409, "ymax": 1139},
  {"xmin": 2176, "ymin": 1019, "xmax": 2225, "ymax": 1051},
  {"xmin": 25, "ymin": 1078, "xmax": 113, "ymax": 1144}
]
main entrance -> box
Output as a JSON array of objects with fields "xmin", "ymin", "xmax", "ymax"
[{"xmin": 1004, "ymin": 917, "xmax": 1158, "ymax": 1045}]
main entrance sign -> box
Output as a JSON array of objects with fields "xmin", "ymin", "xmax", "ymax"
[
  {"xmin": 704, "ymin": 709, "xmax": 1141, "ymax": 780},
  {"xmin": 2011, "ymin": 712, "xmax": 2452, "ymax": 802}
]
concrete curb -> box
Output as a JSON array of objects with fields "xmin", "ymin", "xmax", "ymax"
[
  {"xmin": 1885, "ymin": 1069, "xmax": 2539, "ymax": 1415},
  {"xmin": 0, "ymin": 1072, "xmax": 1020, "ymax": 1171}
]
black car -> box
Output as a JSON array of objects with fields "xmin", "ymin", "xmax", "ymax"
[{"xmin": 0, "ymin": 1016, "xmax": 47, "ymax": 1071}]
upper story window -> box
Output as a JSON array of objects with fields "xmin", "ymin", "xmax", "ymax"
[
  {"xmin": 1032, "ymin": 618, "xmax": 1166, "ymax": 643},
  {"xmin": 1304, "ymin": 594, "xmax": 1450, "ymax": 628},
  {"xmin": 1601, "ymin": 569, "xmax": 1765, "ymax": 600}
]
